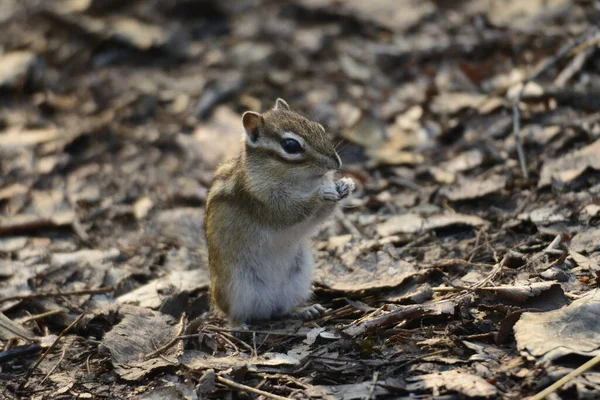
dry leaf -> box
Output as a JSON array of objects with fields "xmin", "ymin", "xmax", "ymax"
[
  {"xmin": 101, "ymin": 306, "xmax": 180, "ymax": 380},
  {"xmin": 192, "ymin": 106, "xmax": 242, "ymax": 168},
  {"xmin": 539, "ymin": 139, "xmax": 600, "ymax": 187},
  {"xmin": 570, "ymin": 229, "xmax": 600, "ymax": 254},
  {"xmin": 405, "ymin": 370, "xmax": 498, "ymax": 398},
  {"xmin": 315, "ymin": 254, "xmax": 419, "ymax": 292},
  {"xmin": 377, "ymin": 213, "xmax": 488, "ymax": 237},
  {"xmin": 117, "ymin": 269, "xmax": 210, "ymax": 309},
  {"xmin": 440, "ymin": 174, "xmax": 506, "ymax": 201},
  {"xmin": 133, "ymin": 197, "xmax": 154, "ymax": 220},
  {"xmin": 180, "ymin": 351, "xmax": 299, "ymax": 371},
  {"xmin": 514, "ymin": 292, "xmax": 600, "ymax": 363}
]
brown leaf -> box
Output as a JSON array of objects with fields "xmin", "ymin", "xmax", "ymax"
[
  {"xmin": 0, "ymin": 127, "xmax": 59, "ymax": 148},
  {"xmin": 0, "ymin": 311, "xmax": 35, "ymax": 341},
  {"xmin": 117, "ymin": 269, "xmax": 210, "ymax": 309},
  {"xmin": 315, "ymin": 253, "xmax": 420, "ymax": 293},
  {"xmin": 101, "ymin": 306, "xmax": 180, "ymax": 380},
  {"xmin": 0, "ymin": 51, "xmax": 42, "ymax": 90},
  {"xmin": 476, "ymin": 282, "xmax": 563, "ymax": 303},
  {"xmin": 570, "ymin": 229, "xmax": 600, "ymax": 254},
  {"xmin": 192, "ymin": 106, "xmax": 243, "ymax": 169},
  {"xmin": 477, "ymin": 282, "xmax": 566, "ymax": 311},
  {"xmin": 539, "ymin": 139, "xmax": 600, "ymax": 187},
  {"xmin": 439, "ymin": 149, "xmax": 485, "ymax": 173},
  {"xmin": 430, "ymin": 92, "xmax": 490, "ymax": 115},
  {"xmin": 569, "ymin": 248, "xmax": 600, "ymax": 270},
  {"xmin": 366, "ymin": 148, "xmax": 424, "ymax": 168},
  {"xmin": 377, "ymin": 213, "xmax": 488, "ymax": 237},
  {"xmin": 440, "ymin": 174, "xmax": 506, "ymax": 202},
  {"xmin": 298, "ymin": 0, "xmax": 434, "ymax": 32},
  {"xmin": 0, "ymin": 212, "xmax": 75, "ymax": 236},
  {"xmin": 405, "ymin": 370, "xmax": 498, "ymax": 398},
  {"xmin": 514, "ymin": 292, "xmax": 600, "ymax": 363},
  {"xmin": 180, "ymin": 351, "xmax": 299, "ymax": 371}
]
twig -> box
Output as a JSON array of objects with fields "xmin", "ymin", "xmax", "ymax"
[
  {"xmin": 252, "ymin": 331, "xmax": 258, "ymax": 358},
  {"xmin": 207, "ymin": 326, "xmax": 305, "ymax": 338},
  {"xmin": 211, "ymin": 330, "xmax": 247, "ymax": 355},
  {"xmin": 468, "ymin": 229, "xmax": 484, "ymax": 263},
  {"xmin": 424, "ymin": 258, "xmax": 495, "ymax": 269},
  {"xmin": 530, "ymin": 352, "xmax": 600, "ymax": 400},
  {"xmin": 546, "ymin": 234, "xmax": 562, "ymax": 249},
  {"xmin": 216, "ymin": 376, "xmax": 290, "ymax": 400},
  {"xmin": 0, "ymin": 287, "xmax": 114, "ymax": 303},
  {"xmin": 512, "ymin": 104, "xmax": 528, "ymax": 179},
  {"xmin": 39, "ymin": 348, "xmax": 66, "ymax": 386},
  {"xmin": 144, "ymin": 313, "xmax": 186, "ymax": 360},
  {"xmin": 364, "ymin": 371, "xmax": 379, "ymax": 400},
  {"xmin": 19, "ymin": 313, "xmax": 84, "ymax": 390},
  {"xmin": 20, "ymin": 309, "xmax": 63, "ymax": 324}
]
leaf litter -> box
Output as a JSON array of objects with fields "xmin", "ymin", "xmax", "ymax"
[{"xmin": 1, "ymin": 0, "xmax": 600, "ymax": 399}]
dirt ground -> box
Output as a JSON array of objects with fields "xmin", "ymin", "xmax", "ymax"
[{"xmin": 1, "ymin": 0, "xmax": 600, "ymax": 399}]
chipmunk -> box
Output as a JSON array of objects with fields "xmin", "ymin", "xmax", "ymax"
[{"xmin": 205, "ymin": 98, "xmax": 355, "ymax": 324}]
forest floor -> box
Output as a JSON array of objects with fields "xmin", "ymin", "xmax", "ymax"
[{"xmin": 1, "ymin": 0, "xmax": 600, "ymax": 399}]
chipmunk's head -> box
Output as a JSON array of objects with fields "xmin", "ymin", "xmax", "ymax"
[{"xmin": 241, "ymin": 98, "xmax": 342, "ymax": 181}]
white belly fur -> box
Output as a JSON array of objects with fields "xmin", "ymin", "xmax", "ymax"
[{"xmin": 226, "ymin": 233, "xmax": 314, "ymax": 322}]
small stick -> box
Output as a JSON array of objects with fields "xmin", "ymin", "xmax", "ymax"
[
  {"xmin": 545, "ymin": 234, "xmax": 563, "ymax": 252},
  {"xmin": 39, "ymin": 348, "xmax": 66, "ymax": 385},
  {"xmin": 512, "ymin": 104, "xmax": 529, "ymax": 179},
  {"xmin": 364, "ymin": 371, "xmax": 379, "ymax": 400},
  {"xmin": 19, "ymin": 313, "xmax": 84, "ymax": 390},
  {"xmin": 212, "ymin": 331, "xmax": 245, "ymax": 355},
  {"xmin": 0, "ymin": 287, "xmax": 113, "ymax": 303},
  {"xmin": 424, "ymin": 259, "xmax": 495, "ymax": 269},
  {"xmin": 207, "ymin": 326, "xmax": 305, "ymax": 338},
  {"xmin": 144, "ymin": 313, "xmax": 186, "ymax": 360},
  {"xmin": 216, "ymin": 376, "xmax": 290, "ymax": 400},
  {"xmin": 468, "ymin": 229, "xmax": 484, "ymax": 263},
  {"xmin": 20, "ymin": 309, "xmax": 63, "ymax": 324},
  {"xmin": 530, "ymin": 352, "xmax": 600, "ymax": 400}
]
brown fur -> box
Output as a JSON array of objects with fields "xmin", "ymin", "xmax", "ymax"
[{"xmin": 205, "ymin": 100, "xmax": 343, "ymax": 321}]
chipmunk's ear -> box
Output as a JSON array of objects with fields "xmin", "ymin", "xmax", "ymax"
[
  {"xmin": 242, "ymin": 111, "xmax": 262, "ymax": 143},
  {"xmin": 274, "ymin": 98, "xmax": 290, "ymax": 111}
]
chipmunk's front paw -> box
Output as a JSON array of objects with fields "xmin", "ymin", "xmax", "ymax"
[
  {"xmin": 292, "ymin": 304, "xmax": 326, "ymax": 321},
  {"xmin": 335, "ymin": 177, "xmax": 356, "ymax": 200},
  {"xmin": 322, "ymin": 183, "xmax": 340, "ymax": 202}
]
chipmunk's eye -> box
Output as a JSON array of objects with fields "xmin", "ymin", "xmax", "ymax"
[{"xmin": 281, "ymin": 138, "xmax": 304, "ymax": 154}]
